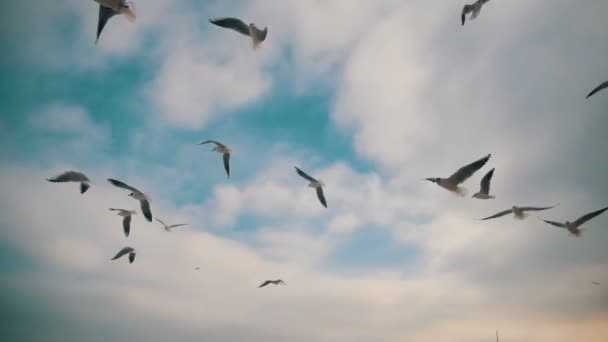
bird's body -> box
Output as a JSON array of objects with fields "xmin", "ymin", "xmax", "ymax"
[
  {"xmin": 46, "ymin": 171, "xmax": 92, "ymax": 194},
  {"xmin": 198, "ymin": 140, "xmax": 232, "ymax": 178},
  {"xmin": 111, "ymin": 246, "xmax": 136, "ymax": 263},
  {"xmin": 295, "ymin": 166, "xmax": 327, "ymax": 208},
  {"xmin": 94, "ymin": 0, "xmax": 136, "ymax": 43},
  {"xmin": 426, "ymin": 154, "xmax": 491, "ymax": 196},
  {"xmin": 481, "ymin": 205, "xmax": 558, "ymax": 221},
  {"xmin": 539, "ymin": 206, "xmax": 608, "ymax": 237},
  {"xmin": 155, "ymin": 218, "xmax": 187, "ymax": 232},
  {"xmin": 109, "ymin": 208, "xmax": 136, "ymax": 237},
  {"xmin": 462, "ymin": 0, "xmax": 490, "ymax": 26},
  {"xmin": 107, "ymin": 179, "xmax": 153, "ymax": 222},
  {"xmin": 586, "ymin": 80, "xmax": 608, "ymax": 99},
  {"xmin": 473, "ymin": 168, "xmax": 495, "ymax": 199},
  {"xmin": 209, "ymin": 17, "xmax": 268, "ymax": 49},
  {"xmin": 258, "ymin": 279, "xmax": 286, "ymax": 288}
]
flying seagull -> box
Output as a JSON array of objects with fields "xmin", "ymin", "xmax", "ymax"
[
  {"xmin": 538, "ymin": 206, "xmax": 608, "ymax": 237},
  {"xmin": 155, "ymin": 218, "xmax": 187, "ymax": 232},
  {"xmin": 209, "ymin": 17, "xmax": 268, "ymax": 49},
  {"xmin": 426, "ymin": 154, "xmax": 491, "ymax": 196},
  {"xmin": 481, "ymin": 205, "xmax": 557, "ymax": 221},
  {"xmin": 295, "ymin": 166, "xmax": 327, "ymax": 208},
  {"xmin": 94, "ymin": 0, "xmax": 136, "ymax": 43},
  {"xmin": 461, "ymin": 0, "xmax": 491, "ymax": 26},
  {"xmin": 586, "ymin": 80, "xmax": 608, "ymax": 99},
  {"xmin": 592, "ymin": 281, "xmax": 600, "ymax": 286},
  {"xmin": 258, "ymin": 279, "xmax": 286, "ymax": 288},
  {"xmin": 111, "ymin": 246, "xmax": 136, "ymax": 264},
  {"xmin": 197, "ymin": 140, "xmax": 232, "ymax": 178},
  {"xmin": 46, "ymin": 171, "xmax": 92, "ymax": 194},
  {"xmin": 109, "ymin": 208, "xmax": 136, "ymax": 237},
  {"xmin": 107, "ymin": 179, "xmax": 152, "ymax": 222},
  {"xmin": 473, "ymin": 168, "xmax": 495, "ymax": 199}
]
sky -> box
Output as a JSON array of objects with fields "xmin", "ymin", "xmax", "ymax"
[{"xmin": 1, "ymin": 0, "xmax": 608, "ymax": 341}]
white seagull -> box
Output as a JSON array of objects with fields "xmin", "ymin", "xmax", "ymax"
[
  {"xmin": 426, "ymin": 154, "xmax": 491, "ymax": 196},
  {"xmin": 480, "ymin": 204, "xmax": 558, "ymax": 221},
  {"xmin": 107, "ymin": 179, "xmax": 152, "ymax": 222},
  {"xmin": 461, "ymin": 0, "xmax": 491, "ymax": 26},
  {"xmin": 111, "ymin": 246, "xmax": 136, "ymax": 264},
  {"xmin": 295, "ymin": 166, "xmax": 327, "ymax": 208},
  {"xmin": 109, "ymin": 208, "xmax": 136, "ymax": 237},
  {"xmin": 46, "ymin": 171, "xmax": 92, "ymax": 194},
  {"xmin": 258, "ymin": 279, "xmax": 286, "ymax": 288},
  {"xmin": 209, "ymin": 17, "xmax": 268, "ymax": 49},
  {"xmin": 586, "ymin": 80, "xmax": 608, "ymax": 99},
  {"xmin": 94, "ymin": 0, "xmax": 136, "ymax": 43},
  {"xmin": 155, "ymin": 218, "xmax": 187, "ymax": 232},
  {"xmin": 538, "ymin": 206, "xmax": 608, "ymax": 237},
  {"xmin": 197, "ymin": 140, "xmax": 232, "ymax": 179},
  {"xmin": 473, "ymin": 168, "xmax": 495, "ymax": 199}
]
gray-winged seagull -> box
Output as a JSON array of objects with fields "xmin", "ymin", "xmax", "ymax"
[
  {"xmin": 538, "ymin": 206, "xmax": 608, "ymax": 237},
  {"xmin": 197, "ymin": 140, "xmax": 232, "ymax": 178},
  {"xmin": 472, "ymin": 168, "xmax": 495, "ymax": 199},
  {"xmin": 107, "ymin": 179, "xmax": 152, "ymax": 222},
  {"xmin": 209, "ymin": 17, "xmax": 268, "ymax": 49},
  {"xmin": 586, "ymin": 80, "xmax": 608, "ymax": 99},
  {"xmin": 109, "ymin": 208, "xmax": 136, "ymax": 237},
  {"xmin": 481, "ymin": 204, "xmax": 558, "ymax": 221},
  {"xmin": 94, "ymin": 0, "xmax": 136, "ymax": 43},
  {"xmin": 426, "ymin": 154, "xmax": 491, "ymax": 196},
  {"xmin": 46, "ymin": 171, "xmax": 92, "ymax": 194},
  {"xmin": 155, "ymin": 218, "xmax": 187, "ymax": 232},
  {"xmin": 462, "ymin": 0, "xmax": 491, "ymax": 26},
  {"xmin": 258, "ymin": 279, "xmax": 286, "ymax": 288},
  {"xmin": 295, "ymin": 166, "xmax": 327, "ymax": 208},
  {"xmin": 111, "ymin": 246, "xmax": 136, "ymax": 263}
]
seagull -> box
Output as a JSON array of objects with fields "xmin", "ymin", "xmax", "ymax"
[
  {"xmin": 107, "ymin": 179, "xmax": 152, "ymax": 222},
  {"xmin": 109, "ymin": 208, "xmax": 136, "ymax": 237},
  {"xmin": 155, "ymin": 218, "xmax": 187, "ymax": 232},
  {"xmin": 480, "ymin": 205, "xmax": 558, "ymax": 221},
  {"xmin": 473, "ymin": 168, "xmax": 495, "ymax": 199},
  {"xmin": 94, "ymin": 0, "xmax": 136, "ymax": 43},
  {"xmin": 195, "ymin": 267, "xmax": 200, "ymax": 270},
  {"xmin": 295, "ymin": 166, "xmax": 327, "ymax": 208},
  {"xmin": 592, "ymin": 281, "xmax": 600, "ymax": 286},
  {"xmin": 585, "ymin": 80, "xmax": 608, "ymax": 99},
  {"xmin": 461, "ymin": 0, "xmax": 491, "ymax": 26},
  {"xmin": 197, "ymin": 140, "xmax": 232, "ymax": 178},
  {"xmin": 258, "ymin": 279, "xmax": 286, "ymax": 288},
  {"xmin": 425, "ymin": 154, "xmax": 491, "ymax": 196},
  {"xmin": 209, "ymin": 17, "xmax": 268, "ymax": 49},
  {"xmin": 111, "ymin": 246, "xmax": 136, "ymax": 264},
  {"xmin": 46, "ymin": 171, "xmax": 92, "ymax": 194},
  {"xmin": 538, "ymin": 206, "xmax": 608, "ymax": 237}
]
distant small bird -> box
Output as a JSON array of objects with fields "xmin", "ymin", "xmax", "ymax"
[
  {"xmin": 461, "ymin": 0, "xmax": 491, "ymax": 26},
  {"xmin": 195, "ymin": 267, "xmax": 200, "ymax": 270},
  {"xmin": 426, "ymin": 154, "xmax": 491, "ymax": 196},
  {"xmin": 111, "ymin": 247, "xmax": 136, "ymax": 264},
  {"xmin": 258, "ymin": 279, "xmax": 286, "ymax": 288},
  {"xmin": 538, "ymin": 206, "xmax": 608, "ymax": 237},
  {"xmin": 481, "ymin": 204, "xmax": 558, "ymax": 221},
  {"xmin": 94, "ymin": 0, "xmax": 136, "ymax": 43},
  {"xmin": 155, "ymin": 218, "xmax": 187, "ymax": 232},
  {"xmin": 473, "ymin": 168, "xmax": 495, "ymax": 199},
  {"xmin": 586, "ymin": 80, "xmax": 608, "ymax": 99},
  {"xmin": 107, "ymin": 179, "xmax": 152, "ymax": 222},
  {"xmin": 295, "ymin": 166, "xmax": 327, "ymax": 208},
  {"xmin": 592, "ymin": 281, "xmax": 600, "ymax": 286},
  {"xmin": 46, "ymin": 171, "xmax": 92, "ymax": 194},
  {"xmin": 197, "ymin": 140, "xmax": 232, "ymax": 178},
  {"xmin": 109, "ymin": 208, "xmax": 136, "ymax": 237},
  {"xmin": 209, "ymin": 17, "xmax": 268, "ymax": 49}
]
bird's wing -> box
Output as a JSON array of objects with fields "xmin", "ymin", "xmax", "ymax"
[
  {"xmin": 155, "ymin": 217, "xmax": 166, "ymax": 227},
  {"xmin": 258, "ymin": 280, "xmax": 271, "ymax": 288},
  {"xmin": 539, "ymin": 218, "xmax": 566, "ymax": 228},
  {"xmin": 461, "ymin": 5, "xmax": 472, "ymax": 25},
  {"xmin": 111, "ymin": 247, "xmax": 134, "ymax": 260},
  {"xmin": 520, "ymin": 205, "xmax": 558, "ymax": 212},
  {"xmin": 586, "ymin": 81, "xmax": 608, "ymax": 98},
  {"xmin": 447, "ymin": 154, "xmax": 491, "ymax": 184},
  {"xmin": 209, "ymin": 17, "xmax": 250, "ymax": 36},
  {"xmin": 128, "ymin": 252, "xmax": 136, "ymax": 264},
  {"xmin": 168, "ymin": 224, "xmax": 188, "ymax": 229},
  {"xmin": 107, "ymin": 179, "xmax": 141, "ymax": 193},
  {"xmin": 316, "ymin": 187, "xmax": 327, "ymax": 208},
  {"xmin": 123, "ymin": 215, "xmax": 131, "ymax": 237},
  {"xmin": 197, "ymin": 140, "xmax": 224, "ymax": 147},
  {"xmin": 140, "ymin": 199, "xmax": 152, "ymax": 222},
  {"xmin": 47, "ymin": 171, "xmax": 89, "ymax": 183},
  {"xmin": 574, "ymin": 206, "xmax": 608, "ymax": 226},
  {"xmin": 295, "ymin": 167, "xmax": 317, "ymax": 183},
  {"xmin": 97, "ymin": 4, "xmax": 118, "ymax": 42},
  {"xmin": 223, "ymin": 153, "xmax": 230, "ymax": 179},
  {"xmin": 480, "ymin": 168, "xmax": 494, "ymax": 194},
  {"xmin": 480, "ymin": 209, "xmax": 513, "ymax": 220},
  {"xmin": 80, "ymin": 182, "xmax": 90, "ymax": 194},
  {"xmin": 278, "ymin": 280, "xmax": 287, "ymax": 285}
]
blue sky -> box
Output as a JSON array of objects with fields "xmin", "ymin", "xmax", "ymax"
[{"xmin": 1, "ymin": 1, "xmax": 608, "ymax": 341}]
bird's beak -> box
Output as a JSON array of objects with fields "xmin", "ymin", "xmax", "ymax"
[{"xmin": 424, "ymin": 178, "xmax": 435, "ymax": 183}]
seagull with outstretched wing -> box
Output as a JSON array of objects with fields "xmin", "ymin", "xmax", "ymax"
[
  {"xmin": 109, "ymin": 208, "xmax": 136, "ymax": 237},
  {"xmin": 46, "ymin": 171, "xmax": 92, "ymax": 194},
  {"xmin": 461, "ymin": 0, "xmax": 491, "ymax": 26},
  {"xmin": 538, "ymin": 206, "xmax": 608, "ymax": 237},
  {"xmin": 295, "ymin": 166, "xmax": 327, "ymax": 208},
  {"xmin": 197, "ymin": 140, "xmax": 232, "ymax": 179},
  {"xmin": 586, "ymin": 80, "xmax": 608, "ymax": 99},
  {"xmin": 209, "ymin": 17, "xmax": 268, "ymax": 49},
  {"xmin": 94, "ymin": 0, "xmax": 136, "ymax": 43},
  {"xmin": 473, "ymin": 168, "xmax": 495, "ymax": 199},
  {"xmin": 481, "ymin": 204, "xmax": 558, "ymax": 221},
  {"xmin": 426, "ymin": 154, "xmax": 491, "ymax": 196},
  {"xmin": 111, "ymin": 246, "xmax": 136, "ymax": 264},
  {"xmin": 258, "ymin": 279, "xmax": 286, "ymax": 288},
  {"xmin": 107, "ymin": 179, "xmax": 152, "ymax": 222},
  {"xmin": 155, "ymin": 218, "xmax": 187, "ymax": 232}
]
